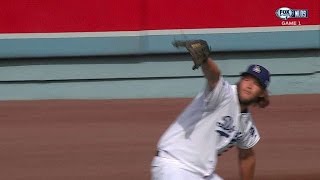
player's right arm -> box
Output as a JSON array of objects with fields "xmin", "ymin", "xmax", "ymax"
[
  {"xmin": 238, "ymin": 147, "xmax": 256, "ymax": 180},
  {"xmin": 201, "ymin": 58, "xmax": 221, "ymax": 90}
]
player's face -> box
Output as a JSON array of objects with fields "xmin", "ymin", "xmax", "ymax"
[{"xmin": 238, "ymin": 75, "xmax": 264, "ymax": 105}]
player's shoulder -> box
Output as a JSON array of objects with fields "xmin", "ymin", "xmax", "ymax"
[
  {"xmin": 217, "ymin": 77, "xmax": 235, "ymax": 94},
  {"xmin": 204, "ymin": 76, "xmax": 232, "ymax": 95}
]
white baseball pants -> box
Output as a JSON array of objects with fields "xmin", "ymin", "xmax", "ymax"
[{"xmin": 151, "ymin": 156, "xmax": 223, "ymax": 180}]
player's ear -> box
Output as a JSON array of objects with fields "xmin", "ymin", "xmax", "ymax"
[
  {"xmin": 258, "ymin": 89, "xmax": 267, "ymax": 98},
  {"xmin": 258, "ymin": 93, "xmax": 264, "ymax": 98},
  {"xmin": 257, "ymin": 90, "xmax": 270, "ymax": 108}
]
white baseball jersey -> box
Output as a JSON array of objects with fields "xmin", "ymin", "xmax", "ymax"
[
  {"xmin": 217, "ymin": 110, "xmax": 260, "ymax": 156},
  {"xmin": 156, "ymin": 77, "xmax": 260, "ymax": 177}
]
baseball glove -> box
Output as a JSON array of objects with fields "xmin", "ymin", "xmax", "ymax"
[{"xmin": 172, "ymin": 39, "xmax": 211, "ymax": 70}]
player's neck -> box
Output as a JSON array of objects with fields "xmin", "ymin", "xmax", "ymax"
[{"xmin": 240, "ymin": 104, "xmax": 249, "ymax": 112}]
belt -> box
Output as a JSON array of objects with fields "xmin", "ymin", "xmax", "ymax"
[
  {"xmin": 155, "ymin": 150, "xmax": 172, "ymax": 159},
  {"xmin": 155, "ymin": 150, "xmax": 160, "ymax": 156}
]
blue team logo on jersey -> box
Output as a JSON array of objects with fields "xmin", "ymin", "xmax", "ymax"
[
  {"xmin": 216, "ymin": 116, "xmax": 235, "ymax": 138},
  {"xmin": 216, "ymin": 130, "xmax": 230, "ymax": 138},
  {"xmin": 217, "ymin": 116, "xmax": 235, "ymax": 132},
  {"xmin": 249, "ymin": 127, "xmax": 256, "ymax": 136}
]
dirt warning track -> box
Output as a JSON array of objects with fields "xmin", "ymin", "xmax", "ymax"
[{"xmin": 0, "ymin": 94, "xmax": 319, "ymax": 180}]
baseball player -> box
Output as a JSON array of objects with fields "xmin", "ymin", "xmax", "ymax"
[{"xmin": 151, "ymin": 40, "xmax": 270, "ymax": 180}]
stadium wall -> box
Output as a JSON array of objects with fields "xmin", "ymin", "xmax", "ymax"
[
  {"xmin": 0, "ymin": 49, "xmax": 319, "ymax": 100},
  {"xmin": 0, "ymin": 0, "xmax": 318, "ymax": 100}
]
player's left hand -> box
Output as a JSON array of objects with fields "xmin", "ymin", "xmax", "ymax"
[{"xmin": 172, "ymin": 39, "xmax": 211, "ymax": 70}]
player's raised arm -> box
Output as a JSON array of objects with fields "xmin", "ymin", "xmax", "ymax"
[
  {"xmin": 201, "ymin": 58, "xmax": 221, "ymax": 90},
  {"xmin": 172, "ymin": 39, "xmax": 221, "ymax": 90}
]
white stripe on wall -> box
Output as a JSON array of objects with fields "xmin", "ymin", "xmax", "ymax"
[{"xmin": 0, "ymin": 25, "xmax": 319, "ymax": 39}]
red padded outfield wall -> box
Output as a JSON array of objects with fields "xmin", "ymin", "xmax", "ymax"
[
  {"xmin": 1, "ymin": 0, "xmax": 318, "ymax": 32},
  {"xmin": 0, "ymin": 0, "xmax": 319, "ymax": 58}
]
